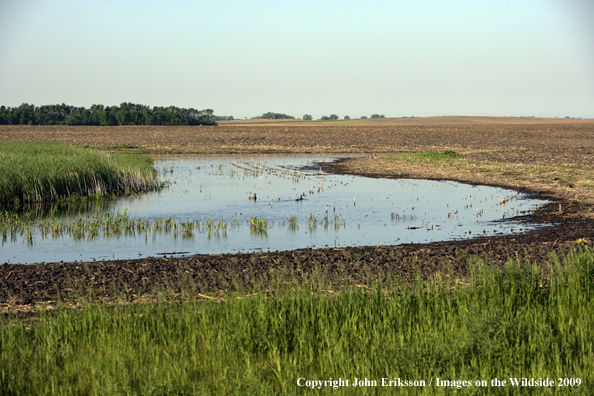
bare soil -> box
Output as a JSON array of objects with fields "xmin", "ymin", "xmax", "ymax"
[
  {"xmin": 1, "ymin": 118, "xmax": 594, "ymax": 314},
  {"xmin": 1, "ymin": 119, "xmax": 593, "ymax": 161}
]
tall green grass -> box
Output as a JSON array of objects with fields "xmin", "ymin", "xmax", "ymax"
[
  {"xmin": 0, "ymin": 141, "xmax": 160, "ymax": 203},
  {"xmin": 1, "ymin": 246, "xmax": 593, "ymax": 395}
]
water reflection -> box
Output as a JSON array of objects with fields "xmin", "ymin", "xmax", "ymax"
[{"xmin": 1, "ymin": 155, "xmax": 550, "ymax": 264}]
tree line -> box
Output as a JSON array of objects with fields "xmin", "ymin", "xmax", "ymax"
[
  {"xmin": 251, "ymin": 112, "xmax": 295, "ymax": 120},
  {"xmin": 308, "ymin": 114, "xmax": 385, "ymax": 120},
  {"xmin": 212, "ymin": 115, "xmax": 234, "ymax": 121},
  {"xmin": 0, "ymin": 103, "xmax": 216, "ymax": 126}
]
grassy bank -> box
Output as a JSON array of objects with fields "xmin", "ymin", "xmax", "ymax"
[
  {"xmin": 1, "ymin": 247, "xmax": 593, "ymax": 395},
  {"xmin": 386, "ymin": 151, "xmax": 594, "ymax": 192},
  {"xmin": 0, "ymin": 141, "xmax": 160, "ymax": 204}
]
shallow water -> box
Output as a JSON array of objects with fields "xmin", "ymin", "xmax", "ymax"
[{"xmin": 2, "ymin": 155, "xmax": 550, "ymax": 264}]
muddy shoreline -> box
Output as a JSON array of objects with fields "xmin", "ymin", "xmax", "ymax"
[{"xmin": 1, "ymin": 123, "xmax": 594, "ymax": 313}]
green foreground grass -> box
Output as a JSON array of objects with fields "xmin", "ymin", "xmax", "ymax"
[
  {"xmin": 1, "ymin": 247, "xmax": 593, "ymax": 395},
  {"xmin": 0, "ymin": 141, "xmax": 159, "ymax": 204}
]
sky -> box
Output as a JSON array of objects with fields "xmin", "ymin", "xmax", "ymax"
[{"xmin": 1, "ymin": 0, "xmax": 593, "ymax": 119}]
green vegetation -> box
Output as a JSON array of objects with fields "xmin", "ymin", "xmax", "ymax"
[
  {"xmin": 211, "ymin": 115, "xmax": 234, "ymax": 121},
  {"xmin": 251, "ymin": 112, "xmax": 295, "ymax": 120},
  {"xmin": 1, "ymin": 246, "xmax": 593, "ymax": 394},
  {"xmin": 250, "ymin": 216, "xmax": 269, "ymax": 232},
  {"xmin": 0, "ymin": 141, "xmax": 160, "ymax": 204},
  {"xmin": 0, "ymin": 102, "xmax": 216, "ymax": 126},
  {"xmin": 392, "ymin": 150, "xmax": 462, "ymax": 162},
  {"xmin": 0, "ymin": 210, "xmax": 244, "ymax": 245},
  {"xmin": 0, "ymin": 208, "xmax": 345, "ymax": 245}
]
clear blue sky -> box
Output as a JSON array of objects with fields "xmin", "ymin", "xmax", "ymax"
[{"xmin": 1, "ymin": 0, "xmax": 593, "ymax": 119}]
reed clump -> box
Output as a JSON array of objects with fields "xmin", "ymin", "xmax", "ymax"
[
  {"xmin": 250, "ymin": 216, "xmax": 269, "ymax": 234},
  {"xmin": 0, "ymin": 141, "xmax": 161, "ymax": 204}
]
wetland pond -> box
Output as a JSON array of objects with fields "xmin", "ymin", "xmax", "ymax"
[{"xmin": 2, "ymin": 155, "xmax": 551, "ymax": 264}]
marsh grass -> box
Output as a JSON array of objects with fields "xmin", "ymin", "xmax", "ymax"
[
  {"xmin": 2, "ymin": 210, "xmax": 338, "ymax": 244},
  {"xmin": 1, "ymin": 247, "xmax": 593, "ymax": 395},
  {"xmin": 287, "ymin": 215, "xmax": 297, "ymax": 226},
  {"xmin": 250, "ymin": 216, "xmax": 269, "ymax": 236},
  {"xmin": 0, "ymin": 141, "xmax": 160, "ymax": 204}
]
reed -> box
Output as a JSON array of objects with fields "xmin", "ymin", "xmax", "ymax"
[
  {"xmin": 0, "ymin": 141, "xmax": 161, "ymax": 204},
  {"xmin": 250, "ymin": 216, "xmax": 269, "ymax": 232}
]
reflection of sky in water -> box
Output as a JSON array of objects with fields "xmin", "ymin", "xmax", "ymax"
[{"xmin": 2, "ymin": 155, "xmax": 551, "ymax": 264}]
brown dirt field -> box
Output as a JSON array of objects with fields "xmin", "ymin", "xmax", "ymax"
[
  {"xmin": 219, "ymin": 116, "xmax": 594, "ymax": 127},
  {"xmin": 1, "ymin": 119, "xmax": 594, "ymax": 314},
  {"xmin": 1, "ymin": 120, "xmax": 594, "ymax": 162}
]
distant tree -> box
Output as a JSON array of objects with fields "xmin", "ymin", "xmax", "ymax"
[
  {"xmin": 329, "ymin": 114, "xmax": 339, "ymax": 120},
  {"xmin": 344, "ymin": 115, "xmax": 350, "ymax": 120},
  {"xmin": 320, "ymin": 116, "xmax": 330, "ymax": 121},
  {"xmin": 303, "ymin": 114, "xmax": 313, "ymax": 121},
  {"xmin": 116, "ymin": 109, "xmax": 131, "ymax": 125},
  {"xmin": 212, "ymin": 115, "xmax": 235, "ymax": 121},
  {"xmin": 99, "ymin": 110, "xmax": 118, "ymax": 126},
  {"xmin": 360, "ymin": 116, "xmax": 368, "ymax": 119},
  {"xmin": 370, "ymin": 114, "xmax": 385, "ymax": 119},
  {"xmin": 66, "ymin": 114, "xmax": 82, "ymax": 126},
  {"xmin": 252, "ymin": 112, "xmax": 295, "ymax": 120}
]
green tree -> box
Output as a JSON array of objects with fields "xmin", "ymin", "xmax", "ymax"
[
  {"xmin": 303, "ymin": 114, "xmax": 313, "ymax": 121},
  {"xmin": 99, "ymin": 110, "xmax": 117, "ymax": 126},
  {"xmin": 66, "ymin": 114, "xmax": 82, "ymax": 125},
  {"xmin": 116, "ymin": 109, "xmax": 131, "ymax": 125},
  {"xmin": 344, "ymin": 115, "xmax": 350, "ymax": 120},
  {"xmin": 253, "ymin": 112, "xmax": 295, "ymax": 120}
]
